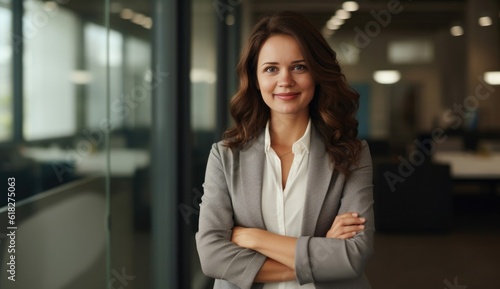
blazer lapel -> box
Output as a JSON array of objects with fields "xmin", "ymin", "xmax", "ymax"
[
  {"xmin": 240, "ymin": 132, "xmax": 267, "ymax": 229},
  {"xmin": 301, "ymin": 126, "xmax": 335, "ymax": 236}
]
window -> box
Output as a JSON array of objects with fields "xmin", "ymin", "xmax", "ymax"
[
  {"xmin": 84, "ymin": 23, "xmax": 124, "ymax": 130},
  {"xmin": 23, "ymin": 0, "xmax": 79, "ymax": 140},
  {"xmin": 0, "ymin": 3, "xmax": 12, "ymax": 142},
  {"xmin": 123, "ymin": 36, "xmax": 151, "ymax": 128},
  {"xmin": 191, "ymin": 4, "xmax": 217, "ymax": 131},
  {"xmin": 388, "ymin": 39, "xmax": 434, "ymax": 64}
]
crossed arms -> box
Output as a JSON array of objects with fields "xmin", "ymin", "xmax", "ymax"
[{"xmin": 231, "ymin": 212, "xmax": 367, "ymax": 282}]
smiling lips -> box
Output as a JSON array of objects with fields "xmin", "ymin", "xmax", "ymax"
[{"xmin": 274, "ymin": 92, "xmax": 300, "ymax": 100}]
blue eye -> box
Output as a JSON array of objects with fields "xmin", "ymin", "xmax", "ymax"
[
  {"xmin": 293, "ymin": 64, "xmax": 306, "ymax": 71},
  {"xmin": 264, "ymin": 66, "xmax": 278, "ymax": 73}
]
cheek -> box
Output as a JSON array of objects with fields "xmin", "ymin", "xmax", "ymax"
[
  {"xmin": 299, "ymin": 76, "xmax": 315, "ymax": 92},
  {"xmin": 257, "ymin": 77, "xmax": 275, "ymax": 93}
]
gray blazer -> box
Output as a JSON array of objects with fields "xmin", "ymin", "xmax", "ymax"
[{"xmin": 196, "ymin": 125, "xmax": 374, "ymax": 289}]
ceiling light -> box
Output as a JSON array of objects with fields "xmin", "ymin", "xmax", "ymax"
[
  {"xmin": 335, "ymin": 9, "xmax": 351, "ymax": 20},
  {"xmin": 450, "ymin": 25, "xmax": 463, "ymax": 36},
  {"xmin": 191, "ymin": 69, "xmax": 216, "ymax": 84},
  {"xmin": 326, "ymin": 19, "xmax": 340, "ymax": 30},
  {"xmin": 70, "ymin": 70, "xmax": 93, "ymax": 85},
  {"xmin": 330, "ymin": 16, "xmax": 345, "ymax": 26},
  {"xmin": 342, "ymin": 1, "xmax": 359, "ymax": 12},
  {"xmin": 484, "ymin": 71, "xmax": 500, "ymax": 85},
  {"xmin": 132, "ymin": 13, "xmax": 145, "ymax": 24},
  {"xmin": 478, "ymin": 16, "xmax": 492, "ymax": 26},
  {"xmin": 120, "ymin": 8, "xmax": 134, "ymax": 20},
  {"xmin": 142, "ymin": 17, "xmax": 153, "ymax": 29},
  {"xmin": 373, "ymin": 70, "xmax": 401, "ymax": 84},
  {"xmin": 225, "ymin": 14, "xmax": 235, "ymax": 26}
]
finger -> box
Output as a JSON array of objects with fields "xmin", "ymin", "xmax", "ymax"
[
  {"xmin": 335, "ymin": 212, "xmax": 364, "ymax": 221},
  {"xmin": 326, "ymin": 224, "xmax": 365, "ymax": 238},
  {"xmin": 332, "ymin": 216, "xmax": 366, "ymax": 227},
  {"xmin": 337, "ymin": 217, "xmax": 365, "ymax": 225},
  {"xmin": 335, "ymin": 212, "xmax": 359, "ymax": 221},
  {"xmin": 328, "ymin": 230, "xmax": 356, "ymax": 239},
  {"xmin": 336, "ymin": 231, "xmax": 358, "ymax": 239},
  {"xmin": 329, "ymin": 223, "xmax": 365, "ymax": 236},
  {"xmin": 332, "ymin": 213, "xmax": 365, "ymax": 225}
]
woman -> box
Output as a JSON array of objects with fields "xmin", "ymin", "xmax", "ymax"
[{"xmin": 196, "ymin": 11, "xmax": 374, "ymax": 289}]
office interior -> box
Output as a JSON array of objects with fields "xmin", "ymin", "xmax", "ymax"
[{"xmin": 0, "ymin": 0, "xmax": 499, "ymax": 288}]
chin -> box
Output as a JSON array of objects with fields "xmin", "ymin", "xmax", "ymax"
[{"xmin": 275, "ymin": 107, "xmax": 308, "ymax": 116}]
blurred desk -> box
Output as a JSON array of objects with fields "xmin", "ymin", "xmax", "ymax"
[
  {"xmin": 433, "ymin": 152, "xmax": 500, "ymax": 179},
  {"xmin": 434, "ymin": 152, "xmax": 500, "ymax": 215},
  {"xmin": 23, "ymin": 147, "xmax": 149, "ymax": 177}
]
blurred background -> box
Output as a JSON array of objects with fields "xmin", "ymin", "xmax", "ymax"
[{"xmin": 0, "ymin": 0, "xmax": 499, "ymax": 288}]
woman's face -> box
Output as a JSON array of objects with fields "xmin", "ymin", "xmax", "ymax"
[{"xmin": 256, "ymin": 34, "xmax": 315, "ymax": 118}]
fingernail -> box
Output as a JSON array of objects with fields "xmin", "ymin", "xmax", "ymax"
[
  {"xmin": 359, "ymin": 225, "xmax": 365, "ymax": 229},
  {"xmin": 352, "ymin": 213, "xmax": 358, "ymax": 217},
  {"xmin": 360, "ymin": 217, "xmax": 366, "ymax": 222},
  {"xmin": 352, "ymin": 231, "xmax": 356, "ymax": 235}
]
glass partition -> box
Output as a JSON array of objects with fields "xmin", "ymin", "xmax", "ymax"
[
  {"xmin": 106, "ymin": 1, "xmax": 153, "ymax": 288},
  {"xmin": 23, "ymin": 0, "xmax": 79, "ymax": 141},
  {"xmin": 0, "ymin": 1, "xmax": 12, "ymax": 142},
  {"xmin": 1, "ymin": 0, "xmax": 233, "ymax": 288},
  {"xmin": 0, "ymin": 0, "xmax": 110, "ymax": 288},
  {"xmin": 84, "ymin": 23, "xmax": 124, "ymax": 130}
]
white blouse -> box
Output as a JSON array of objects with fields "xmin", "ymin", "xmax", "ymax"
[{"xmin": 262, "ymin": 119, "xmax": 315, "ymax": 289}]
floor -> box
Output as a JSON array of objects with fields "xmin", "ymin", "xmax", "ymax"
[
  {"xmin": 366, "ymin": 190, "xmax": 500, "ymax": 289},
  {"xmin": 366, "ymin": 223, "xmax": 500, "ymax": 288}
]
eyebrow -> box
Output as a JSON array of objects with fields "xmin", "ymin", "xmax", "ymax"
[{"xmin": 261, "ymin": 59, "xmax": 306, "ymax": 66}]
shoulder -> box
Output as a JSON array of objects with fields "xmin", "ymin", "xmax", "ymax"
[
  {"xmin": 212, "ymin": 130, "xmax": 266, "ymax": 156},
  {"xmin": 359, "ymin": 140, "xmax": 371, "ymax": 158},
  {"xmin": 355, "ymin": 139, "xmax": 372, "ymax": 169}
]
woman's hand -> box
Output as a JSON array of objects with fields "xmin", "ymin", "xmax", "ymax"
[
  {"xmin": 231, "ymin": 226, "xmax": 259, "ymax": 249},
  {"xmin": 326, "ymin": 212, "xmax": 366, "ymax": 239},
  {"xmin": 231, "ymin": 226, "xmax": 297, "ymax": 269}
]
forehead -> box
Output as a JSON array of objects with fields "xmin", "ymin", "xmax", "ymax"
[{"xmin": 257, "ymin": 34, "xmax": 304, "ymax": 63}]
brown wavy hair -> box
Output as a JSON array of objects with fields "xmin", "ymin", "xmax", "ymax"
[{"xmin": 223, "ymin": 11, "xmax": 362, "ymax": 177}]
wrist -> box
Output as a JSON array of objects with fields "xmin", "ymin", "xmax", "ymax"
[{"xmin": 248, "ymin": 228, "xmax": 266, "ymax": 250}]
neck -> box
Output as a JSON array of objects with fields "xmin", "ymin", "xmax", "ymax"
[{"xmin": 269, "ymin": 112, "xmax": 309, "ymax": 147}]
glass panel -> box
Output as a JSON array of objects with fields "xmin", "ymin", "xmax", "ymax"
[
  {"xmin": 191, "ymin": 0, "xmax": 217, "ymax": 180},
  {"xmin": 190, "ymin": 1, "xmax": 218, "ymax": 288},
  {"xmin": 106, "ymin": 1, "xmax": 153, "ymax": 289},
  {"xmin": 23, "ymin": 0, "xmax": 79, "ymax": 141},
  {"xmin": 123, "ymin": 36, "xmax": 151, "ymax": 128},
  {"xmin": 191, "ymin": 3, "xmax": 217, "ymax": 132},
  {"xmin": 0, "ymin": 1, "xmax": 109, "ymax": 288},
  {"xmin": 84, "ymin": 23, "xmax": 124, "ymax": 130},
  {"xmin": 0, "ymin": 2, "xmax": 12, "ymax": 142}
]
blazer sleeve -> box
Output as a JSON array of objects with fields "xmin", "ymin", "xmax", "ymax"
[
  {"xmin": 295, "ymin": 141, "xmax": 375, "ymax": 284},
  {"xmin": 195, "ymin": 143, "xmax": 267, "ymax": 289}
]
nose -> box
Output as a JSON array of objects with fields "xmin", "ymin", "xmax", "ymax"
[{"xmin": 278, "ymin": 70, "xmax": 295, "ymax": 87}]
